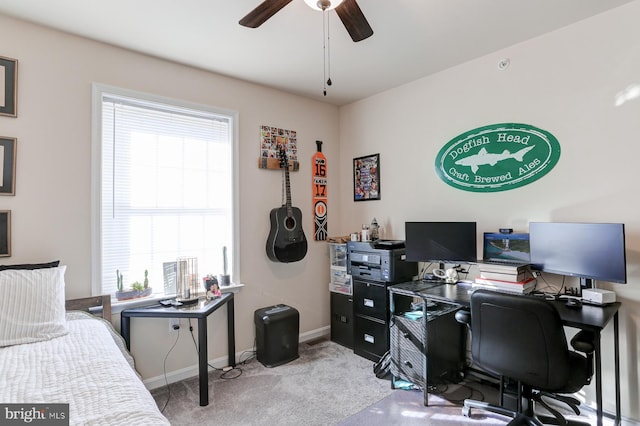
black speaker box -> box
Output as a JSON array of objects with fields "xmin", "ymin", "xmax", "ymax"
[{"xmin": 254, "ymin": 304, "xmax": 300, "ymax": 367}]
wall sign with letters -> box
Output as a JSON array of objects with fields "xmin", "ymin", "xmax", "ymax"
[{"xmin": 434, "ymin": 123, "xmax": 560, "ymax": 192}]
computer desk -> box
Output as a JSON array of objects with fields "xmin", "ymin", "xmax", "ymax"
[{"xmin": 396, "ymin": 281, "xmax": 621, "ymax": 426}]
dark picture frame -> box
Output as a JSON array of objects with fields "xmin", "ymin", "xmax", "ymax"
[
  {"xmin": 0, "ymin": 137, "xmax": 16, "ymax": 195},
  {"xmin": 353, "ymin": 153, "xmax": 380, "ymax": 201},
  {"xmin": 0, "ymin": 56, "xmax": 17, "ymax": 117},
  {"xmin": 0, "ymin": 210, "xmax": 10, "ymax": 257}
]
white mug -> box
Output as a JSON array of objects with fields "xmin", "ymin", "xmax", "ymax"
[
  {"xmin": 445, "ymin": 268, "xmax": 458, "ymax": 283},
  {"xmin": 433, "ymin": 268, "xmax": 446, "ymax": 279}
]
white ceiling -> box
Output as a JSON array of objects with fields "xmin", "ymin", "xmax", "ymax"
[{"xmin": 0, "ymin": 0, "xmax": 634, "ymax": 106}]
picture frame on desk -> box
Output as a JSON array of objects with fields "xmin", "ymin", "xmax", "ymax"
[
  {"xmin": 0, "ymin": 56, "xmax": 17, "ymax": 117},
  {"xmin": 353, "ymin": 153, "xmax": 380, "ymax": 201}
]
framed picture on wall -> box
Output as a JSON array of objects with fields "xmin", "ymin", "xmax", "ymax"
[
  {"xmin": 0, "ymin": 137, "xmax": 16, "ymax": 195},
  {"xmin": 0, "ymin": 56, "xmax": 17, "ymax": 117},
  {"xmin": 353, "ymin": 153, "xmax": 380, "ymax": 201},
  {"xmin": 0, "ymin": 210, "xmax": 10, "ymax": 257}
]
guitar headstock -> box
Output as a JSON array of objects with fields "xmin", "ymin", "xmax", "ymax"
[{"xmin": 278, "ymin": 145, "xmax": 290, "ymax": 170}]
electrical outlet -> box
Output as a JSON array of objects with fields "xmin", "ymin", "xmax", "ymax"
[{"xmin": 169, "ymin": 318, "xmax": 180, "ymax": 333}]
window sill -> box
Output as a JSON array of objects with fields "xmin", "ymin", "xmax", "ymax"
[{"xmin": 107, "ymin": 282, "xmax": 245, "ymax": 315}]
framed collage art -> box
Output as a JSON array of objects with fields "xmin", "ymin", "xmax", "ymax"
[{"xmin": 353, "ymin": 153, "xmax": 380, "ymax": 201}]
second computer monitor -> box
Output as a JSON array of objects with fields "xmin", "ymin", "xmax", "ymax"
[{"xmin": 405, "ymin": 221, "xmax": 477, "ymax": 264}]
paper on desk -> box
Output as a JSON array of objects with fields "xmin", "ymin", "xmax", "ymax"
[{"xmin": 403, "ymin": 311, "xmax": 424, "ymax": 320}]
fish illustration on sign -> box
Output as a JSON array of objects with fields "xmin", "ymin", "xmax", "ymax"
[{"xmin": 455, "ymin": 145, "xmax": 535, "ymax": 174}]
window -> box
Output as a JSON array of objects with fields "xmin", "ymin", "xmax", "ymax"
[{"xmin": 92, "ymin": 84, "xmax": 237, "ymax": 298}]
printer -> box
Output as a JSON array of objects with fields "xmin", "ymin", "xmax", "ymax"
[{"xmin": 347, "ymin": 240, "xmax": 417, "ymax": 283}]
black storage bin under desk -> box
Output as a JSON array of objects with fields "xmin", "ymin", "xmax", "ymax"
[{"xmin": 254, "ymin": 304, "xmax": 300, "ymax": 367}]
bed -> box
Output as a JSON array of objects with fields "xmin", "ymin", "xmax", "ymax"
[{"xmin": 0, "ymin": 264, "xmax": 170, "ymax": 425}]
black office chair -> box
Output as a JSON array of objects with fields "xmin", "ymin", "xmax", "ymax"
[{"xmin": 461, "ymin": 290, "xmax": 592, "ymax": 425}]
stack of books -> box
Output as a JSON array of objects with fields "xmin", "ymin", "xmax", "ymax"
[{"xmin": 473, "ymin": 262, "xmax": 536, "ymax": 294}]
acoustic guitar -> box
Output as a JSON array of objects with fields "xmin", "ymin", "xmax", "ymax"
[{"xmin": 266, "ymin": 147, "xmax": 308, "ymax": 263}]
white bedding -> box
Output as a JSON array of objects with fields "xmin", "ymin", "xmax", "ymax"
[{"xmin": 0, "ymin": 311, "xmax": 169, "ymax": 425}]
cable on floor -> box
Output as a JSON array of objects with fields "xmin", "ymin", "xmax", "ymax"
[{"xmin": 187, "ymin": 318, "xmax": 245, "ymax": 379}]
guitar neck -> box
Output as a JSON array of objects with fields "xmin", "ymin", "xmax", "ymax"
[{"xmin": 284, "ymin": 162, "xmax": 293, "ymax": 216}]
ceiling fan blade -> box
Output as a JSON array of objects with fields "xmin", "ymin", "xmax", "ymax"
[
  {"xmin": 239, "ymin": 0, "xmax": 294, "ymax": 28},
  {"xmin": 335, "ymin": 0, "xmax": 373, "ymax": 42}
]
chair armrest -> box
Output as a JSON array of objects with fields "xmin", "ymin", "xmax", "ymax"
[
  {"xmin": 570, "ymin": 330, "xmax": 596, "ymax": 354},
  {"xmin": 455, "ymin": 308, "xmax": 471, "ymax": 326}
]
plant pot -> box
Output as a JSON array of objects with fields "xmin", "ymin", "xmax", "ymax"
[
  {"xmin": 115, "ymin": 289, "xmax": 139, "ymax": 301},
  {"xmin": 218, "ymin": 274, "xmax": 231, "ymax": 286},
  {"xmin": 115, "ymin": 287, "xmax": 153, "ymax": 301}
]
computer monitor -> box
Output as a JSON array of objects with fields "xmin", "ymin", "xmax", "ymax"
[
  {"xmin": 405, "ymin": 222, "xmax": 477, "ymax": 266},
  {"xmin": 529, "ymin": 222, "xmax": 627, "ymax": 287},
  {"xmin": 483, "ymin": 232, "xmax": 530, "ymax": 263}
]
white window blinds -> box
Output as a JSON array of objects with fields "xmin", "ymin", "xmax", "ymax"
[{"xmin": 98, "ymin": 91, "xmax": 234, "ymax": 297}]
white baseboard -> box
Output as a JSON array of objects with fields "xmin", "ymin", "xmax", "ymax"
[{"xmin": 143, "ymin": 325, "xmax": 331, "ymax": 390}]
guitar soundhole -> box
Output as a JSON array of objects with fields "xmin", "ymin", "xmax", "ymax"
[{"xmin": 284, "ymin": 216, "xmax": 296, "ymax": 231}]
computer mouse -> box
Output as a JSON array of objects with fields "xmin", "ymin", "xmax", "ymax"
[{"xmin": 565, "ymin": 298, "xmax": 582, "ymax": 309}]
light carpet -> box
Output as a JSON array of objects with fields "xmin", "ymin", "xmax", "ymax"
[
  {"xmin": 152, "ymin": 339, "xmax": 394, "ymax": 425},
  {"xmin": 151, "ymin": 339, "xmax": 626, "ymax": 425}
]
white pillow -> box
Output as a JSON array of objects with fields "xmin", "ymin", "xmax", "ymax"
[{"xmin": 0, "ymin": 265, "xmax": 69, "ymax": 346}]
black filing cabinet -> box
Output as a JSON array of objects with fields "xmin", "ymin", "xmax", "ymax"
[
  {"xmin": 348, "ymin": 241, "xmax": 418, "ymax": 362},
  {"xmin": 353, "ymin": 279, "xmax": 387, "ymax": 361},
  {"xmin": 330, "ymin": 292, "xmax": 353, "ymax": 349},
  {"xmin": 329, "ymin": 243, "xmax": 353, "ymax": 349},
  {"xmin": 353, "ymin": 279, "xmax": 413, "ymax": 362}
]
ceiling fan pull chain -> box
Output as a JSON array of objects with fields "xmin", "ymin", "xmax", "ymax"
[
  {"xmin": 326, "ymin": 10, "xmax": 332, "ymax": 88},
  {"xmin": 323, "ymin": 9, "xmax": 328, "ymax": 96},
  {"xmin": 322, "ymin": 8, "xmax": 333, "ymax": 96}
]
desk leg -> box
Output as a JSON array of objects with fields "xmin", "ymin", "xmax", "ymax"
[
  {"xmin": 227, "ymin": 296, "xmax": 236, "ymax": 367},
  {"xmin": 198, "ymin": 317, "xmax": 209, "ymax": 406},
  {"xmin": 422, "ymin": 302, "xmax": 429, "ymax": 407},
  {"xmin": 121, "ymin": 315, "xmax": 131, "ymax": 351},
  {"xmin": 614, "ymin": 312, "xmax": 621, "ymax": 425},
  {"xmin": 595, "ymin": 331, "xmax": 603, "ymax": 426}
]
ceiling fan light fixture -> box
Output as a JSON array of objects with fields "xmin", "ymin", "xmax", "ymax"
[{"xmin": 304, "ymin": 0, "xmax": 344, "ymax": 12}]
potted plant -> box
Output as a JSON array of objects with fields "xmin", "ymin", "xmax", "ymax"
[{"xmin": 115, "ymin": 269, "xmax": 153, "ymax": 300}]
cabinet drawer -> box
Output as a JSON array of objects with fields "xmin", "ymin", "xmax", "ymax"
[
  {"xmin": 390, "ymin": 311, "xmax": 466, "ymax": 386},
  {"xmin": 353, "ymin": 280, "xmax": 387, "ymax": 320},
  {"xmin": 354, "ymin": 315, "xmax": 388, "ymax": 362},
  {"xmin": 390, "ymin": 319, "xmax": 426, "ymax": 386},
  {"xmin": 330, "ymin": 293, "xmax": 353, "ymax": 349}
]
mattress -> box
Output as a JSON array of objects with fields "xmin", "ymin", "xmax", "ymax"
[{"xmin": 0, "ymin": 311, "xmax": 169, "ymax": 425}]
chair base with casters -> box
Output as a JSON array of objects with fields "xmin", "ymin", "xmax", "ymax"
[
  {"xmin": 462, "ymin": 383, "xmax": 592, "ymax": 426},
  {"xmin": 463, "ymin": 399, "xmax": 544, "ymax": 426}
]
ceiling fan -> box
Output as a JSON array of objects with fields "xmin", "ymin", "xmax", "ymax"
[{"xmin": 239, "ymin": 0, "xmax": 374, "ymax": 42}]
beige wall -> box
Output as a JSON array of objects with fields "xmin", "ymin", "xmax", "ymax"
[
  {"xmin": 2, "ymin": 1, "xmax": 640, "ymax": 422},
  {"xmin": 0, "ymin": 13, "xmax": 339, "ymax": 387},
  {"xmin": 338, "ymin": 1, "xmax": 640, "ymax": 421}
]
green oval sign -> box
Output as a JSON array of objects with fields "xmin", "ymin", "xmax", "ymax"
[{"xmin": 435, "ymin": 123, "xmax": 560, "ymax": 192}]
